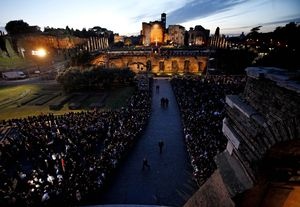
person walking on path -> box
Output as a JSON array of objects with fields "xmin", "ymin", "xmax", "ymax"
[
  {"xmin": 160, "ymin": 97, "xmax": 165, "ymax": 107},
  {"xmin": 158, "ymin": 140, "xmax": 164, "ymax": 154},
  {"xmin": 142, "ymin": 157, "xmax": 150, "ymax": 170},
  {"xmin": 156, "ymin": 85, "xmax": 160, "ymax": 93}
]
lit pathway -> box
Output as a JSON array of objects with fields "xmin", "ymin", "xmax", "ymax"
[{"xmin": 99, "ymin": 78, "xmax": 197, "ymax": 207}]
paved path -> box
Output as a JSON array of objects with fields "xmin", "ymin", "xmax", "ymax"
[{"xmin": 99, "ymin": 78, "xmax": 197, "ymax": 207}]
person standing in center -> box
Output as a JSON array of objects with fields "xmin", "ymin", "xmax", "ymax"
[
  {"xmin": 158, "ymin": 140, "xmax": 164, "ymax": 154},
  {"xmin": 142, "ymin": 157, "xmax": 150, "ymax": 170}
]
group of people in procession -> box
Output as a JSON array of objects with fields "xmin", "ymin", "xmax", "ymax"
[
  {"xmin": 171, "ymin": 75, "xmax": 246, "ymax": 186},
  {"xmin": 0, "ymin": 90, "xmax": 151, "ymax": 206},
  {"xmin": 160, "ymin": 97, "xmax": 169, "ymax": 108},
  {"xmin": 156, "ymin": 84, "xmax": 170, "ymax": 108}
]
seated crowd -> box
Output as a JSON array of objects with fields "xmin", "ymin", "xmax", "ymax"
[
  {"xmin": 171, "ymin": 75, "xmax": 246, "ymax": 186},
  {"xmin": 0, "ymin": 90, "xmax": 151, "ymax": 206}
]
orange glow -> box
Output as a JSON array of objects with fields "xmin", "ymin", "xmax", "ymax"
[
  {"xmin": 150, "ymin": 23, "xmax": 163, "ymax": 44},
  {"xmin": 32, "ymin": 48, "xmax": 47, "ymax": 57}
]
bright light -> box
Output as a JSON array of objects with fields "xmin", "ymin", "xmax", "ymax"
[{"xmin": 32, "ymin": 48, "xmax": 47, "ymax": 57}]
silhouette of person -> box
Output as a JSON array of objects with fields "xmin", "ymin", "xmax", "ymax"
[
  {"xmin": 165, "ymin": 98, "xmax": 169, "ymax": 107},
  {"xmin": 142, "ymin": 158, "xmax": 150, "ymax": 170},
  {"xmin": 156, "ymin": 85, "xmax": 160, "ymax": 93},
  {"xmin": 158, "ymin": 140, "xmax": 164, "ymax": 153},
  {"xmin": 161, "ymin": 98, "xmax": 165, "ymax": 107}
]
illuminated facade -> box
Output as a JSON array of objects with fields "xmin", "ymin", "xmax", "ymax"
[
  {"xmin": 114, "ymin": 34, "xmax": 124, "ymax": 43},
  {"xmin": 142, "ymin": 22, "xmax": 151, "ymax": 46},
  {"xmin": 142, "ymin": 13, "xmax": 166, "ymax": 46},
  {"xmin": 93, "ymin": 52, "xmax": 208, "ymax": 74},
  {"xmin": 150, "ymin": 22, "xmax": 164, "ymax": 45},
  {"xmin": 188, "ymin": 25, "xmax": 210, "ymax": 46},
  {"xmin": 209, "ymin": 35, "xmax": 228, "ymax": 48},
  {"xmin": 168, "ymin": 25, "xmax": 185, "ymax": 46}
]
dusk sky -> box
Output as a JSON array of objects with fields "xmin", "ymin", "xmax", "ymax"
[{"xmin": 1, "ymin": 0, "xmax": 299, "ymax": 36}]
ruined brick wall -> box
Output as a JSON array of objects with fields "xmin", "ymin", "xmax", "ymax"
[
  {"xmin": 17, "ymin": 34, "xmax": 86, "ymax": 50},
  {"xmin": 91, "ymin": 53, "xmax": 208, "ymax": 74},
  {"xmin": 223, "ymin": 68, "xmax": 300, "ymax": 181},
  {"xmin": 244, "ymin": 77, "xmax": 300, "ymax": 124}
]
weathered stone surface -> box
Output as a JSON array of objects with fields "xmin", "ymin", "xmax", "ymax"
[
  {"xmin": 17, "ymin": 34, "xmax": 87, "ymax": 49},
  {"xmin": 92, "ymin": 53, "xmax": 208, "ymax": 74},
  {"xmin": 215, "ymin": 151, "xmax": 253, "ymax": 197},
  {"xmin": 222, "ymin": 118, "xmax": 240, "ymax": 150},
  {"xmin": 226, "ymin": 95, "xmax": 256, "ymax": 118},
  {"xmin": 215, "ymin": 67, "xmax": 300, "ymax": 206},
  {"xmin": 184, "ymin": 170, "xmax": 235, "ymax": 207},
  {"xmin": 185, "ymin": 67, "xmax": 300, "ymax": 207}
]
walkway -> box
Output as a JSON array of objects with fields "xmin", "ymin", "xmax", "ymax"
[{"xmin": 99, "ymin": 78, "xmax": 197, "ymax": 207}]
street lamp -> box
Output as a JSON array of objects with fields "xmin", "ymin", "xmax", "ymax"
[
  {"xmin": 32, "ymin": 48, "xmax": 47, "ymax": 57},
  {"xmin": 31, "ymin": 48, "xmax": 47, "ymax": 76}
]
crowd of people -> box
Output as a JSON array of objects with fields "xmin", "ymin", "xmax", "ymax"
[
  {"xmin": 171, "ymin": 75, "xmax": 246, "ymax": 186},
  {"xmin": 0, "ymin": 90, "xmax": 151, "ymax": 207}
]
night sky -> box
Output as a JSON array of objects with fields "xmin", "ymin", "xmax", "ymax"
[{"xmin": 1, "ymin": 0, "xmax": 300, "ymax": 35}]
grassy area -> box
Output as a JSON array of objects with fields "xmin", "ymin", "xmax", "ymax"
[
  {"xmin": 0, "ymin": 39, "xmax": 32, "ymax": 70},
  {"xmin": 0, "ymin": 56, "xmax": 29, "ymax": 69},
  {"xmin": 105, "ymin": 86, "xmax": 135, "ymax": 109},
  {"xmin": 0, "ymin": 84, "xmax": 135, "ymax": 120},
  {"xmin": 0, "ymin": 84, "xmax": 41, "ymax": 99}
]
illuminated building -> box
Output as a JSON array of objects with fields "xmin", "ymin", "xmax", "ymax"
[
  {"xmin": 142, "ymin": 13, "xmax": 166, "ymax": 46},
  {"xmin": 167, "ymin": 25, "xmax": 185, "ymax": 46},
  {"xmin": 209, "ymin": 35, "xmax": 228, "ymax": 48},
  {"xmin": 188, "ymin": 25, "xmax": 210, "ymax": 46},
  {"xmin": 209, "ymin": 27, "xmax": 228, "ymax": 48},
  {"xmin": 114, "ymin": 34, "xmax": 124, "ymax": 43},
  {"xmin": 150, "ymin": 22, "xmax": 164, "ymax": 45},
  {"xmin": 142, "ymin": 22, "xmax": 151, "ymax": 46}
]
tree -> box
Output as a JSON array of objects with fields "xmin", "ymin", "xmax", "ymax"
[
  {"xmin": 247, "ymin": 26, "xmax": 262, "ymax": 39},
  {"xmin": 56, "ymin": 67, "xmax": 135, "ymax": 92},
  {"xmin": 5, "ymin": 20, "xmax": 31, "ymax": 35}
]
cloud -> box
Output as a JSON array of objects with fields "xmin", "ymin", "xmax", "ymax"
[
  {"xmin": 167, "ymin": 0, "xmax": 248, "ymax": 24},
  {"xmin": 221, "ymin": 16, "xmax": 300, "ymax": 35},
  {"xmin": 259, "ymin": 17, "xmax": 300, "ymax": 26},
  {"xmin": 131, "ymin": 13, "xmax": 158, "ymax": 23}
]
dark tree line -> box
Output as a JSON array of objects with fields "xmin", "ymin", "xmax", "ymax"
[
  {"xmin": 253, "ymin": 22, "xmax": 300, "ymax": 71},
  {"xmin": 68, "ymin": 51, "xmax": 93, "ymax": 67},
  {"xmin": 5, "ymin": 20, "xmax": 40, "ymax": 35},
  {"xmin": 211, "ymin": 49, "xmax": 256, "ymax": 74},
  {"xmin": 56, "ymin": 67, "xmax": 135, "ymax": 92},
  {"xmin": 213, "ymin": 22, "xmax": 300, "ymax": 74}
]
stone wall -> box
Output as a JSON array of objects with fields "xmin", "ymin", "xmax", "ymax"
[
  {"xmin": 185, "ymin": 67, "xmax": 300, "ymax": 207},
  {"xmin": 184, "ymin": 170, "xmax": 234, "ymax": 207},
  {"xmin": 18, "ymin": 34, "xmax": 86, "ymax": 50},
  {"xmin": 92, "ymin": 53, "xmax": 208, "ymax": 74},
  {"xmin": 218, "ymin": 67, "xmax": 300, "ymax": 197}
]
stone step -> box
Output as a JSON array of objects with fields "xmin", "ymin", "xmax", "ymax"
[
  {"xmin": 215, "ymin": 150, "xmax": 253, "ymax": 197},
  {"xmin": 222, "ymin": 118, "xmax": 262, "ymax": 161}
]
